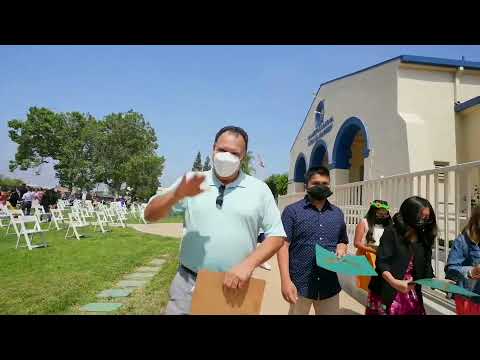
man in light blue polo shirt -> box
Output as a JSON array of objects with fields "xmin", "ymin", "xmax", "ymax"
[{"xmin": 144, "ymin": 126, "xmax": 286, "ymax": 314}]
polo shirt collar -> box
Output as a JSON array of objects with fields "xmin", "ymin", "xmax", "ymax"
[
  {"xmin": 207, "ymin": 169, "xmax": 247, "ymax": 189},
  {"xmin": 303, "ymin": 195, "xmax": 332, "ymax": 212}
]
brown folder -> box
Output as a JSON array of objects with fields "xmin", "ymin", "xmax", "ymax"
[{"xmin": 191, "ymin": 270, "xmax": 266, "ymax": 315}]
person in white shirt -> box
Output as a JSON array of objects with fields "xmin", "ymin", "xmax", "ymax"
[{"xmin": 21, "ymin": 188, "xmax": 34, "ymax": 215}]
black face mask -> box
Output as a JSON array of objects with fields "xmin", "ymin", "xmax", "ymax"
[
  {"xmin": 375, "ymin": 217, "xmax": 390, "ymax": 226},
  {"xmin": 307, "ymin": 184, "xmax": 332, "ymax": 201},
  {"xmin": 415, "ymin": 218, "xmax": 433, "ymax": 233}
]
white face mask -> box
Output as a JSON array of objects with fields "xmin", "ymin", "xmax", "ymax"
[{"xmin": 213, "ymin": 152, "xmax": 241, "ymax": 178}]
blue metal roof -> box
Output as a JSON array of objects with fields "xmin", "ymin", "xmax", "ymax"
[
  {"xmin": 455, "ymin": 96, "xmax": 480, "ymax": 113},
  {"xmin": 290, "ymin": 55, "xmax": 480, "ymax": 152},
  {"xmin": 401, "ymin": 55, "xmax": 480, "ymax": 71}
]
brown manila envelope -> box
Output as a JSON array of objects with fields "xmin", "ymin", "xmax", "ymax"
[{"xmin": 191, "ymin": 270, "xmax": 266, "ymax": 315}]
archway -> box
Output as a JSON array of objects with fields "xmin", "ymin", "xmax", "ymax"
[
  {"xmin": 293, "ymin": 153, "xmax": 307, "ymax": 192},
  {"xmin": 309, "ymin": 140, "xmax": 329, "ymax": 169},
  {"xmin": 332, "ymin": 117, "xmax": 370, "ymax": 185}
]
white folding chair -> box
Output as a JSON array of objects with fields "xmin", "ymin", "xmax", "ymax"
[
  {"xmin": 85, "ymin": 201, "xmax": 96, "ymax": 216},
  {"xmin": 139, "ymin": 204, "xmax": 147, "ymax": 224},
  {"xmin": 16, "ymin": 215, "xmax": 48, "ymax": 250},
  {"xmin": 115, "ymin": 208, "xmax": 127, "ymax": 228},
  {"xmin": 5, "ymin": 209, "xmax": 24, "ymax": 237},
  {"xmin": 0, "ymin": 208, "xmax": 11, "ymax": 231},
  {"xmin": 129, "ymin": 204, "xmax": 138, "ymax": 219},
  {"xmin": 33, "ymin": 206, "xmax": 49, "ymax": 224},
  {"xmin": 57, "ymin": 200, "xmax": 65, "ymax": 211},
  {"xmin": 65, "ymin": 212, "xmax": 89, "ymax": 240},
  {"xmin": 48, "ymin": 208, "xmax": 66, "ymax": 231},
  {"xmin": 105, "ymin": 208, "xmax": 123, "ymax": 227},
  {"xmin": 79, "ymin": 208, "xmax": 94, "ymax": 225},
  {"xmin": 92, "ymin": 211, "xmax": 111, "ymax": 233}
]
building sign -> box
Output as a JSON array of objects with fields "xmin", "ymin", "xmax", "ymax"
[{"xmin": 307, "ymin": 100, "xmax": 334, "ymax": 146}]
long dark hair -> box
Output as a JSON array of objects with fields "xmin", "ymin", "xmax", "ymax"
[
  {"xmin": 393, "ymin": 196, "xmax": 437, "ymax": 248},
  {"xmin": 365, "ymin": 199, "xmax": 393, "ymax": 244},
  {"xmin": 464, "ymin": 206, "xmax": 480, "ymax": 244}
]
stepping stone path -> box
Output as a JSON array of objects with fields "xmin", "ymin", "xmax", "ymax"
[
  {"xmin": 149, "ymin": 259, "xmax": 166, "ymax": 266},
  {"xmin": 124, "ymin": 272, "xmax": 156, "ymax": 280},
  {"xmin": 117, "ymin": 280, "xmax": 148, "ymax": 288},
  {"xmin": 97, "ymin": 289, "xmax": 134, "ymax": 298},
  {"xmin": 80, "ymin": 303, "xmax": 123, "ymax": 313},
  {"xmin": 136, "ymin": 266, "xmax": 162, "ymax": 273},
  {"xmin": 79, "ymin": 257, "xmax": 167, "ymax": 314}
]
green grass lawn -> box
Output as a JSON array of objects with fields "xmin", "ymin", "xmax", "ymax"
[{"xmin": 0, "ymin": 223, "xmax": 180, "ymax": 315}]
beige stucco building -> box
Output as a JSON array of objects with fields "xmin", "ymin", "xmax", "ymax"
[{"xmin": 287, "ymin": 55, "xmax": 480, "ymax": 197}]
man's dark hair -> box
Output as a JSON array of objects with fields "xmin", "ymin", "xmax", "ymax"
[
  {"xmin": 305, "ymin": 166, "xmax": 330, "ymax": 184},
  {"xmin": 214, "ymin": 126, "xmax": 248, "ymax": 150}
]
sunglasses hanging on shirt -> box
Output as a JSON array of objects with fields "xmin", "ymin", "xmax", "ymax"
[{"xmin": 216, "ymin": 185, "xmax": 226, "ymax": 209}]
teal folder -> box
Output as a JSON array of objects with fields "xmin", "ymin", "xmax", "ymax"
[
  {"xmin": 315, "ymin": 244, "xmax": 377, "ymax": 276},
  {"xmin": 411, "ymin": 278, "xmax": 479, "ymax": 297}
]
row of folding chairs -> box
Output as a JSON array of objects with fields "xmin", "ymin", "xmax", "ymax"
[
  {"xmin": 1, "ymin": 203, "xmax": 133, "ymax": 248},
  {"xmin": 64, "ymin": 207, "xmax": 128, "ymax": 240},
  {"xmin": 128, "ymin": 203, "xmax": 148, "ymax": 224}
]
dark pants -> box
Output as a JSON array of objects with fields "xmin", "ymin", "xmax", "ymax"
[
  {"xmin": 43, "ymin": 205, "xmax": 52, "ymax": 221},
  {"xmin": 22, "ymin": 201, "xmax": 32, "ymax": 215}
]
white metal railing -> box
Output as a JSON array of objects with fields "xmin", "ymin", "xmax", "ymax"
[{"xmin": 332, "ymin": 160, "xmax": 480, "ymax": 280}]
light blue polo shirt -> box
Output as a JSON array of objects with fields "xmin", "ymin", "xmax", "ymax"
[{"xmin": 148, "ymin": 170, "xmax": 286, "ymax": 272}]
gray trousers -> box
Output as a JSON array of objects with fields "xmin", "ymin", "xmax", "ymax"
[{"xmin": 164, "ymin": 266, "xmax": 197, "ymax": 315}]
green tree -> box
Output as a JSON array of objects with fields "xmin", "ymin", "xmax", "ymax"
[
  {"xmin": 264, "ymin": 173, "xmax": 288, "ymax": 199},
  {"xmin": 8, "ymin": 107, "xmax": 65, "ymax": 172},
  {"xmin": 0, "ymin": 175, "xmax": 23, "ymax": 189},
  {"xmin": 202, "ymin": 155, "xmax": 211, "ymax": 171},
  {"xmin": 124, "ymin": 154, "xmax": 165, "ymax": 202},
  {"xmin": 275, "ymin": 173, "xmax": 288, "ymax": 196},
  {"xmin": 241, "ymin": 151, "xmax": 256, "ymax": 175},
  {"xmin": 264, "ymin": 175, "xmax": 278, "ymax": 199},
  {"xmin": 54, "ymin": 112, "xmax": 100, "ymax": 191},
  {"xmin": 192, "ymin": 151, "xmax": 203, "ymax": 171},
  {"xmin": 95, "ymin": 110, "xmax": 160, "ymax": 195},
  {"xmin": 7, "ymin": 108, "xmax": 165, "ymax": 195},
  {"xmin": 8, "ymin": 108, "xmax": 99, "ymax": 191}
]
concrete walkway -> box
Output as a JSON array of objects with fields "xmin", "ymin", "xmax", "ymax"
[
  {"xmin": 253, "ymin": 256, "xmax": 365, "ymax": 315},
  {"xmin": 128, "ymin": 223, "xmax": 183, "ymax": 237},
  {"xmin": 132, "ymin": 223, "xmax": 365, "ymax": 315}
]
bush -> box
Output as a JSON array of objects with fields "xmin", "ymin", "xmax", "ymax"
[{"xmin": 0, "ymin": 175, "xmax": 23, "ymax": 189}]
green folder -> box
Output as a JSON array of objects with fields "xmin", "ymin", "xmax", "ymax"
[
  {"xmin": 411, "ymin": 278, "xmax": 479, "ymax": 297},
  {"xmin": 315, "ymin": 244, "xmax": 377, "ymax": 276}
]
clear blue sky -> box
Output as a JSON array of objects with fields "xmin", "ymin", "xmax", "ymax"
[{"xmin": 1, "ymin": 45, "xmax": 480, "ymax": 187}]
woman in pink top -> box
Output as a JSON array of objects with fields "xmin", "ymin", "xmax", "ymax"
[{"xmin": 36, "ymin": 189, "xmax": 44, "ymax": 203}]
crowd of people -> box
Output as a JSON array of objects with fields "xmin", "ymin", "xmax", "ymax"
[
  {"xmin": 0, "ymin": 185, "xmax": 126, "ymax": 214},
  {"xmin": 144, "ymin": 125, "xmax": 480, "ymax": 316},
  {"xmin": 0, "ymin": 184, "xmax": 60, "ymax": 215}
]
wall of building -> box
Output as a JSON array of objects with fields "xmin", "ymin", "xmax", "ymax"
[
  {"xmin": 289, "ymin": 59, "xmax": 410, "ymax": 189},
  {"xmin": 397, "ymin": 65, "xmax": 457, "ymax": 171},
  {"xmin": 457, "ymin": 109, "xmax": 480, "ymax": 163},
  {"xmin": 459, "ymin": 73, "xmax": 480, "ymax": 102}
]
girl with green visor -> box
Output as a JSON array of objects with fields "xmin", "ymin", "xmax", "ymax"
[{"xmin": 354, "ymin": 200, "xmax": 393, "ymax": 292}]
